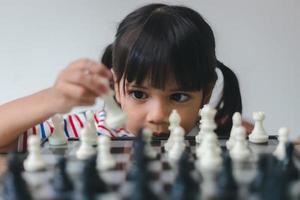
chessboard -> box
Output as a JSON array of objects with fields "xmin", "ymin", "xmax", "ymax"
[{"xmin": 1, "ymin": 135, "xmax": 300, "ymax": 200}]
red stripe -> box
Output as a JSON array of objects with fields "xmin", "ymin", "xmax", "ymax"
[
  {"xmin": 75, "ymin": 114, "xmax": 84, "ymax": 128},
  {"xmin": 33, "ymin": 126, "xmax": 37, "ymax": 135},
  {"xmin": 68, "ymin": 116, "xmax": 79, "ymax": 138},
  {"xmin": 46, "ymin": 121, "xmax": 54, "ymax": 134},
  {"xmin": 93, "ymin": 114, "xmax": 99, "ymax": 124},
  {"xmin": 98, "ymin": 125, "xmax": 115, "ymax": 138},
  {"xmin": 23, "ymin": 131, "xmax": 28, "ymax": 152}
]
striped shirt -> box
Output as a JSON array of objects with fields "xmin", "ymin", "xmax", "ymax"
[{"xmin": 17, "ymin": 110, "xmax": 134, "ymax": 152}]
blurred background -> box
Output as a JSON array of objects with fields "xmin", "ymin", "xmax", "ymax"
[{"xmin": 0, "ymin": 0, "xmax": 299, "ymax": 138}]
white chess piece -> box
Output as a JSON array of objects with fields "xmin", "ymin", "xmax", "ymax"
[
  {"xmin": 142, "ymin": 128, "xmax": 157, "ymax": 159},
  {"xmin": 168, "ymin": 126, "xmax": 186, "ymax": 165},
  {"xmin": 48, "ymin": 114, "xmax": 67, "ymax": 146},
  {"xmin": 226, "ymin": 112, "xmax": 242, "ymax": 150},
  {"xmin": 76, "ymin": 127, "xmax": 96, "ymax": 160},
  {"xmin": 197, "ymin": 133, "xmax": 222, "ymax": 173},
  {"xmin": 164, "ymin": 109, "xmax": 181, "ymax": 152},
  {"xmin": 249, "ymin": 112, "xmax": 268, "ymax": 143},
  {"xmin": 24, "ymin": 135, "xmax": 46, "ymax": 171},
  {"xmin": 196, "ymin": 105, "xmax": 217, "ymax": 144},
  {"xmin": 97, "ymin": 135, "xmax": 116, "ymax": 171},
  {"xmin": 102, "ymin": 79, "xmax": 127, "ymax": 129},
  {"xmin": 230, "ymin": 126, "xmax": 251, "ymax": 162},
  {"xmin": 273, "ymin": 127, "xmax": 290, "ymax": 160},
  {"xmin": 83, "ymin": 110, "xmax": 98, "ymax": 146},
  {"xmin": 196, "ymin": 132, "xmax": 221, "ymax": 159}
]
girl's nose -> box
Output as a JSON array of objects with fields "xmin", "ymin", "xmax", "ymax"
[{"xmin": 146, "ymin": 101, "xmax": 169, "ymax": 125}]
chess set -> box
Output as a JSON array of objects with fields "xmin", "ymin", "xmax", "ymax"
[
  {"xmin": 1, "ymin": 100, "xmax": 300, "ymax": 200},
  {"xmin": 1, "ymin": 134, "xmax": 300, "ymax": 200}
]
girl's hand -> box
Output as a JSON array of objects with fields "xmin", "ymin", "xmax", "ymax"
[{"xmin": 48, "ymin": 58, "xmax": 112, "ymax": 113}]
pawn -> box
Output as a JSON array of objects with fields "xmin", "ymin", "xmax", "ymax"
[
  {"xmin": 226, "ymin": 112, "xmax": 242, "ymax": 150},
  {"xmin": 168, "ymin": 127, "xmax": 186, "ymax": 166},
  {"xmin": 230, "ymin": 127, "xmax": 251, "ymax": 162},
  {"xmin": 49, "ymin": 114, "xmax": 67, "ymax": 146},
  {"xmin": 273, "ymin": 127, "xmax": 289, "ymax": 160},
  {"xmin": 165, "ymin": 109, "xmax": 181, "ymax": 152},
  {"xmin": 84, "ymin": 110, "xmax": 98, "ymax": 146},
  {"xmin": 24, "ymin": 135, "xmax": 46, "ymax": 171},
  {"xmin": 76, "ymin": 127, "xmax": 96, "ymax": 160},
  {"xmin": 3, "ymin": 153, "xmax": 32, "ymax": 200},
  {"xmin": 53, "ymin": 157, "xmax": 73, "ymax": 193},
  {"xmin": 96, "ymin": 135, "xmax": 116, "ymax": 171},
  {"xmin": 249, "ymin": 112, "xmax": 268, "ymax": 143},
  {"xmin": 142, "ymin": 128, "xmax": 157, "ymax": 159},
  {"xmin": 102, "ymin": 79, "xmax": 127, "ymax": 129}
]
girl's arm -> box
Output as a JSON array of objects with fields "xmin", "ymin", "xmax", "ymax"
[
  {"xmin": 0, "ymin": 59, "xmax": 111, "ymax": 152},
  {"xmin": 0, "ymin": 88, "xmax": 55, "ymax": 150}
]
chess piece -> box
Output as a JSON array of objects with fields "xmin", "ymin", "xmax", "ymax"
[
  {"xmin": 249, "ymin": 112, "xmax": 268, "ymax": 143},
  {"xmin": 171, "ymin": 152, "xmax": 199, "ymax": 200},
  {"xmin": 49, "ymin": 114, "xmax": 67, "ymax": 146},
  {"xmin": 76, "ymin": 127, "xmax": 96, "ymax": 160},
  {"xmin": 96, "ymin": 135, "xmax": 116, "ymax": 171},
  {"xmin": 3, "ymin": 153, "xmax": 32, "ymax": 200},
  {"xmin": 164, "ymin": 109, "xmax": 181, "ymax": 152},
  {"xmin": 168, "ymin": 126, "xmax": 186, "ymax": 166},
  {"xmin": 53, "ymin": 157, "xmax": 74, "ymax": 193},
  {"xmin": 197, "ymin": 133, "xmax": 222, "ymax": 173},
  {"xmin": 84, "ymin": 110, "xmax": 98, "ymax": 146},
  {"xmin": 102, "ymin": 79, "xmax": 127, "ymax": 129},
  {"xmin": 80, "ymin": 155, "xmax": 108, "ymax": 199},
  {"xmin": 249, "ymin": 153, "xmax": 270, "ymax": 194},
  {"xmin": 279, "ymin": 142, "xmax": 299, "ymax": 182},
  {"xmin": 226, "ymin": 112, "xmax": 242, "ymax": 150},
  {"xmin": 142, "ymin": 128, "xmax": 157, "ymax": 159},
  {"xmin": 273, "ymin": 127, "xmax": 289, "ymax": 160},
  {"xmin": 230, "ymin": 126, "xmax": 251, "ymax": 162},
  {"xmin": 196, "ymin": 132, "xmax": 221, "ymax": 159},
  {"xmin": 196, "ymin": 104, "xmax": 217, "ymax": 144},
  {"xmin": 24, "ymin": 135, "xmax": 46, "ymax": 171},
  {"xmin": 127, "ymin": 131, "xmax": 149, "ymax": 181},
  {"xmin": 217, "ymin": 153, "xmax": 238, "ymax": 200}
]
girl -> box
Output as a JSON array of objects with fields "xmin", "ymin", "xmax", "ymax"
[{"xmin": 0, "ymin": 3, "xmax": 246, "ymax": 152}]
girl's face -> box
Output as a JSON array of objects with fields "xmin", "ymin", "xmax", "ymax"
[{"xmin": 113, "ymin": 76, "xmax": 204, "ymax": 136}]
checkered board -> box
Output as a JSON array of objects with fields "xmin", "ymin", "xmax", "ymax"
[{"xmin": 2, "ymin": 136, "xmax": 300, "ymax": 200}]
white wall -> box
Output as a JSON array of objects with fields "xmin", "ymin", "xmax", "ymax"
[{"xmin": 0, "ymin": 0, "xmax": 299, "ymax": 137}]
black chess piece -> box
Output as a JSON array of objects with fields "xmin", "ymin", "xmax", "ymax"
[
  {"xmin": 170, "ymin": 151, "xmax": 199, "ymax": 200},
  {"xmin": 216, "ymin": 153, "xmax": 238, "ymax": 200},
  {"xmin": 279, "ymin": 142, "xmax": 299, "ymax": 182},
  {"xmin": 261, "ymin": 156, "xmax": 288, "ymax": 200},
  {"xmin": 52, "ymin": 157, "xmax": 74, "ymax": 200},
  {"xmin": 3, "ymin": 152, "xmax": 32, "ymax": 200},
  {"xmin": 127, "ymin": 130, "xmax": 149, "ymax": 181},
  {"xmin": 128, "ymin": 129, "xmax": 158, "ymax": 200},
  {"xmin": 249, "ymin": 153, "xmax": 270, "ymax": 194},
  {"xmin": 80, "ymin": 155, "xmax": 108, "ymax": 200}
]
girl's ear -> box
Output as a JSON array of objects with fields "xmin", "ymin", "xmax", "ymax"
[{"xmin": 111, "ymin": 69, "xmax": 121, "ymax": 104}]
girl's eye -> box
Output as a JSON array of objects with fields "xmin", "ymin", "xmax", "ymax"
[
  {"xmin": 129, "ymin": 90, "xmax": 148, "ymax": 100},
  {"xmin": 170, "ymin": 93, "xmax": 190, "ymax": 102}
]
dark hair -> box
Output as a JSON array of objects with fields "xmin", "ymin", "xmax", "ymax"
[{"xmin": 101, "ymin": 4, "xmax": 242, "ymax": 136}]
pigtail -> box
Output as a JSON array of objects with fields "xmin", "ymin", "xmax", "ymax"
[
  {"xmin": 101, "ymin": 44, "xmax": 113, "ymax": 69},
  {"xmin": 215, "ymin": 61, "xmax": 242, "ymax": 136},
  {"xmin": 101, "ymin": 44, "xmax": 114, "ymax": 89}
]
